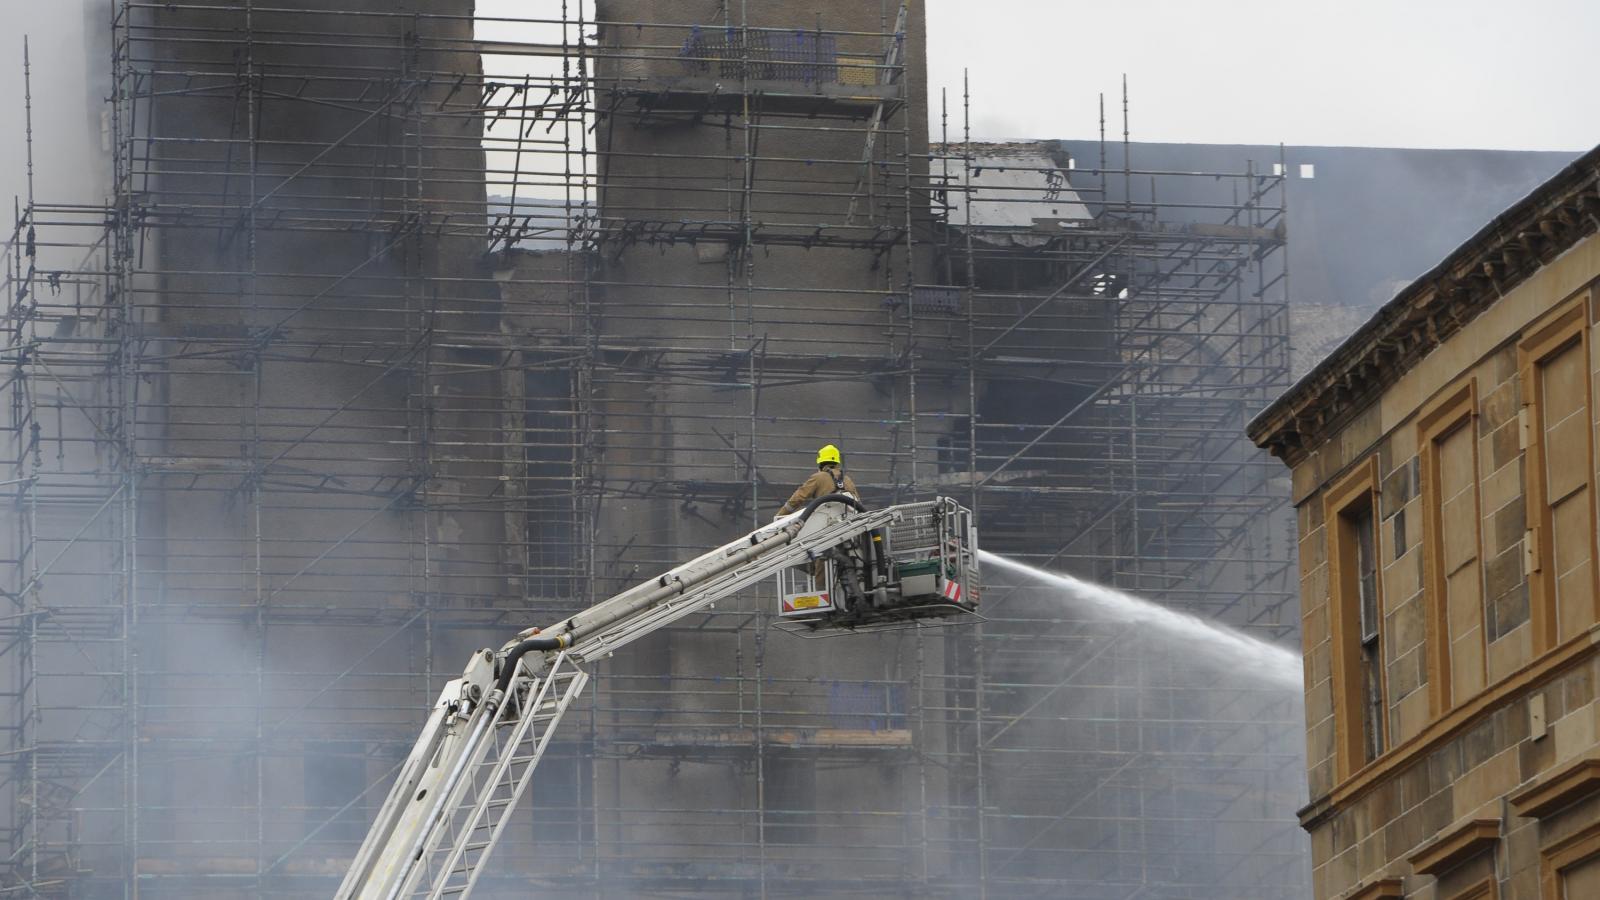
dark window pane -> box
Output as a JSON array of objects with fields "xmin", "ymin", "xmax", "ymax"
[
  {"xmin": 1347, "ymin": 505, "xmax": 1385, "ymax": 762},
  {"xmin": 305, "ymin": 740, "xmax": 366, "ymax": 846},
  {"xmin": 1360, "ymin": 639, "xmax": 1384, "ymax": 762},
  {"xmin": 529, "ymin": 744, "xmax": 583, "ymax": 846},
  {"xmin": 763, "ymin": 755, "xmax": 816, "ymax": 846},
  {"xmin": 1355, "ymin": 509, "xmax": 1379, "ymax": 641}
]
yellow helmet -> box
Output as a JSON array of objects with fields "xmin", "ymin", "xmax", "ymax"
[{"xmin": 817, "ymin": 444, "xmax": 841, "ymax": 466}]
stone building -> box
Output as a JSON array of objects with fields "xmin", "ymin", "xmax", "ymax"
[{"xmin": 1250, "ymin": 144, "xmax": 1600, "ymax": 899}]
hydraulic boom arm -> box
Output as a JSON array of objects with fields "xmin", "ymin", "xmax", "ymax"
[{"xmin": 336, "ymin": 494, "xmax": 977, "ymax": 899}]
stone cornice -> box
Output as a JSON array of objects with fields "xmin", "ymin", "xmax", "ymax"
[
  {"xmin": 1343, "ymin": 878, "xmax": 1405, "ymax": 900},
  {"xmin": 1248, "ymin": 145, "xmax": 1600, "ymax": 466},
  {"xmin": 1509, "ymin": 755, "xmax": 1600, "ymax": 819},
  {"xmin": 1407, "ymin": 817, "xmax": 1499, "ymax": 876}
]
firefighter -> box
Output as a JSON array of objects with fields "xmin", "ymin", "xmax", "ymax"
[
  {"xmin": 777, "ymin": 445, "xmax": 861, "ymax": 589},
  {"xmin": 777, "ymin": 444, "xmax": 859, "ymax": 517}
]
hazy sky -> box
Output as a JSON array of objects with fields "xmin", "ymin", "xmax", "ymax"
[
  {"xmin": 1, "ymin": 0, "xmax": 1596, "ymax": 211},
  {"xmin": 925, "ymin": 0, "xmax": 1600, "ymax": 151}
]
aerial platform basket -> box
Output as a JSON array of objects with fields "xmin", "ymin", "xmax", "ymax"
[{"xmin": 773, "ymin": 496, "xmax": 983, "ymax": 637}]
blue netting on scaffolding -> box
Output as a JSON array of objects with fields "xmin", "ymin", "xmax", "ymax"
[{"xmin": 678, "ymin": 26, "xmax": 841, "ymax": 84}]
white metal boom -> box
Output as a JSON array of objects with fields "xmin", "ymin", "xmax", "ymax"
[{"xmin": 336, "ymin": 496, "xmax": 919, "ymax": 899}]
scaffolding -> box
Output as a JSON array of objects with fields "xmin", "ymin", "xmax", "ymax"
[
  {"xmin": 0, "ymin": 1, "xmax": 1304, "ymax": 897},
  {"xmin": 928, "ymin": 126, "xmax": 1305, "ymax": 893}
]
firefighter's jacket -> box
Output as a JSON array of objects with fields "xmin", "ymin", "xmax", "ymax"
[{"xmin": 778, "ymin": 466, "xmax": 859, "ymax": 516}]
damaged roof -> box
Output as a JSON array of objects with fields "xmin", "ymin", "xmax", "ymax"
[{"xmin": 932, "ymin": 142, "xmax": 1092, "ymax": 235}]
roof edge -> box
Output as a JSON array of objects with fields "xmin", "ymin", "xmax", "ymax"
[{"xmin": 1248, "ymin": 143, "xmax": 1600, "ymax": 467}]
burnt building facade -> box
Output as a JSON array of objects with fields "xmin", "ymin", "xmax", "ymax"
[{"xmin": 0, "ymin": 1, "xmax": 1304, "ymax": 896}]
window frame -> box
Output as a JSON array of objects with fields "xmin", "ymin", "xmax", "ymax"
[
  {"xmin": 1324, "ymin": 455, "xmax": 1387, "ymax": 780},
  {"xmin": 1518, "ymin": 298, "xmax": 1599, "ymax": 653},
  {"xmin": 1541, "ymin": 820, "xmax": 1600, "ymax": 900},
  {"xmin": 1418, "ymin": 377, "xmax": 1483, "ymax": 714}
]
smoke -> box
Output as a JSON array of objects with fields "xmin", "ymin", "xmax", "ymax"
[
  {"xmin": 0, "ymin": 2, "xmax": 112, "ymax": 212},
  {"xmin": 0, "ymin": 4, "xmax": 1322, "ymax": 896}
]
